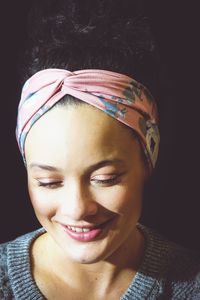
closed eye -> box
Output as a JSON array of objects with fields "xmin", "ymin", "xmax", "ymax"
[
  {"xmin": 37, "ymin": 180, "xmax": 63, "ymax": 189},
  {"xmin": 91, "ymin": 175, "xmax": 119, "ymax": 186}
]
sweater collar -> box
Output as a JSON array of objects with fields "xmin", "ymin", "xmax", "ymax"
[{"xmin": 7, "ymin": 224, "xmax": 167, "ymax": 299}]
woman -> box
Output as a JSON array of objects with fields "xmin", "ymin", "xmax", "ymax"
[{"xmin": 0, "ymin": 0, "xmax": 200, "ymax": 299}]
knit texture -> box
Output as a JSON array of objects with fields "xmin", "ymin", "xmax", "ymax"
[{"xmin": 0, "ymin": 224, "xmax": 200, "ymax": 299}]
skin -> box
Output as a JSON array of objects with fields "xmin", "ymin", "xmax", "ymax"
[{"xmin": 25, "ymin": 104, "xmax": 147, "ymax": 299}]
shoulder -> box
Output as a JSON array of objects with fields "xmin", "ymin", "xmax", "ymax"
[
  {"xmin": 0, "ymin": 228, "xmax": 45, "ymax": 299},
  {"xmin": 0, "ymin": 241, "xmax": 13, "ymax": 299},
  {"xmin": 138, "ymin": 224, "xmax": 200, "ymax": 299},
  {"xmin": 163, "ymin": 239, "xmax": 200, "ymax": 298}
]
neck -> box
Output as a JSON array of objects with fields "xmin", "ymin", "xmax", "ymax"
[{"xmin": 32, "ymin": 226, "xmax": 145, "ymax": 296}]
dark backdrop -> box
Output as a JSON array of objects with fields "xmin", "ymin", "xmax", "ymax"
[{"xmin": 0, "ymin": 1, "xmax": 199, "ymax": 250}]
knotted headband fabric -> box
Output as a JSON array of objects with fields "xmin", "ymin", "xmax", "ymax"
[{"xmin": 16, "ymin": 68, "xmax": 160, "ymax": 169}]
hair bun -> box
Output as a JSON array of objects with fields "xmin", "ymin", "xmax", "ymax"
[
  {"xmin": 19, "ymin": 0, "xmax": 160, "ymax": 100},
  {"xmin": 27, "ymin": 0, "xmax": 154, "ymax": 51}
]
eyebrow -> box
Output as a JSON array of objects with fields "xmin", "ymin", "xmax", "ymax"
[
  {"xmin": 87, "ymin": 159, "xmax": 125, "ymax": 172},
  {"xmin": 29, "ymin": 159, "xmax": 124, "ymax": 172},
  {"xmin": 29, "ymin": 163, "xmax": 63, "ymax": 172}
]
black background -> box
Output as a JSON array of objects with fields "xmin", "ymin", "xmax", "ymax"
[{"xmin": 0, "ymin": 1, "xmax": 199, "ymax": 250}]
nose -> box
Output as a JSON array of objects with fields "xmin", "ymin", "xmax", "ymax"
[{"xmin": 58, "ymin": 181, "xmax": 98, "ymax": 220}]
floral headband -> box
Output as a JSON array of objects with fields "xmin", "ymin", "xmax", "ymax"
[{"xmin": 16, "ymin": 69, "xmax": 160, "ymax": 169}]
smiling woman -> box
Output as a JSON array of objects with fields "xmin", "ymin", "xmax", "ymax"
[
  {"xmin": 25, "ymin": 104, "xmax": 146, "ymax": 266},
  {"xmin": 0, "ymin": 0, "xmax": 200, "ymax": 299}
]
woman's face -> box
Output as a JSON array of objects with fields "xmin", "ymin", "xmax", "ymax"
[{"xmin": 25, "ymin": 104, "xmax": 146, "ymax": 264}]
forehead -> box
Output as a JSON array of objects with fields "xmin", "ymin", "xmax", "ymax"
[{"xmin": 25, "ymin": 104, "xmax": 140, "ymax": 168}]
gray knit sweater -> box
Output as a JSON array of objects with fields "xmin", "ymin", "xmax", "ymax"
[{"xmin": 0, "ymin": 225, "xmax": 200, "ymax": 299}]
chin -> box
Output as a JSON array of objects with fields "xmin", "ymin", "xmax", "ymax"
[
  {"xmin": 73, "ymin": 255, "xmax": 102, "ymax": 265},
  {"xmin": 65, "ymin": 245, "xmax": 108, "ymax": 264}
]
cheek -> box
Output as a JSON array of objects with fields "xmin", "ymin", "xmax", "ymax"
[
  {"xmin": 28, "ymin": 185, "xmax": 56, "ymax": 220},
  {"xmin": 95, "ymin": 184, "xmax": 143, "ymax": 215}
]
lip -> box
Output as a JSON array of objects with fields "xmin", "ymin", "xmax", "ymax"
[{"xmin": 61, "ymin": 219, "xmax": 113, "ymax": 242}]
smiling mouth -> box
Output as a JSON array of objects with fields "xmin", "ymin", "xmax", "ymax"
[
  {"xmin": 61, "ymin": 219, "xmax": 114, "ymax": 242},
  {"xmin": 66, "ymin": 226, "xmax": 95, "ymax": 233}
]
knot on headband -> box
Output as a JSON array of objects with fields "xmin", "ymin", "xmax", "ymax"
[{"xmin": 16, "ymin": 69, "xmax": 160, "ymax": 169}]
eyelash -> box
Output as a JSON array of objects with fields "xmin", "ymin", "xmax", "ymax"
[
  {"xmin": 37, "ymin": 181, "xmax": 63, "ymax": 189},
  {"xmin": 37, "ymin": 176, "xmax": 118, "ymax": 189},
  {"xmin": 91, "ymin": 176, "xmax": 118, "ymax": 185}
]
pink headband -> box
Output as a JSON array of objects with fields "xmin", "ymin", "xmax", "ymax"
[{"xmin": 16, "ymin": 69, "xmax": 160, "ymax": 169}]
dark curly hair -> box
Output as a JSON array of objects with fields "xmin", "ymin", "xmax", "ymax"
[{"xmin": 19, "ymin": 0, "xmax": 162, "ymax": 101}]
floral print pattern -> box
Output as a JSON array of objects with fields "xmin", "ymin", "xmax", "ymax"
[{"xmin": 16, "ymin": 69, "xmax": 160, "ymax": 169}]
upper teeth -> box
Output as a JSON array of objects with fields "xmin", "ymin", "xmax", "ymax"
[{"xmin": 67, "ymin": 226, "xmax": 91, "ymax": 233}]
